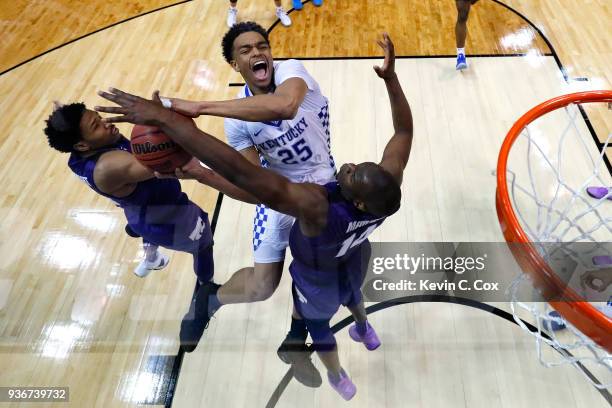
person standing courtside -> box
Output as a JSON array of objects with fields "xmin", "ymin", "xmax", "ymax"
[
  {"xmin": 455, "ymin": 0, "xmax": 479, "ymax": 70},
  {"xmin": 226, "ymin": 0, "xmax": 291, "ymax": 27},
  {"xmin": 291, "ymin": 0, "xmax": 323, "ymax": 12}
]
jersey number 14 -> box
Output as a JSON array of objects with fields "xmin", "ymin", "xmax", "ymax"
[{"xmin": 336, "ymin": 224, "xmax": 378, "ymax": 258}]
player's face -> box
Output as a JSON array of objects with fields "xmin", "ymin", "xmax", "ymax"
[
  {"xmin": 231, "ymin": 31, "xmax": 273, "ymax": 91},
  {"xmin": 77, "ymin": 110, "xmax": 121, "ymax": 151},
  {"xmin": 337, "ymin": 162, "xmax": 366, "ymax": 205},
  {"xmin": 338, "ymin": 162, "xmax": 383, "ymax": 211}
]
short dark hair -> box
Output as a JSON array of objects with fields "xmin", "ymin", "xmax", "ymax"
[
  {"xmin": 363, "ymin": 167, "xmax": 402, "ymax": 217},
  {"xmin": 44, "ymin": 102, "xmax": 86, "ymax": 153},
  {"xmin": 221, "ymin": 21, "xmax": 269, "ymax": 64}
]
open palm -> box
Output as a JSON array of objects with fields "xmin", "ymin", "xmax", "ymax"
[{"xmin": 374, "ymin": 33, "xmax": 396, "ymax": 79}]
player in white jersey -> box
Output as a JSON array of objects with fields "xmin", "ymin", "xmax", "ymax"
[
  {"xmin": 225, "ymin": 60, "xmax": 334, "ymax": 186},
  {"xmin": 155, "ymin": 22, "xmax": 335, "ymax": 356},
  {"xmin": 224, "ymin": 58, "xmax": 336, "ymax": 263}
]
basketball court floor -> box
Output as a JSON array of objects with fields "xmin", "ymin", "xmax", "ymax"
[{"xmin": 0, "ymin": 1, "xmax": 610, "ymax": 407}]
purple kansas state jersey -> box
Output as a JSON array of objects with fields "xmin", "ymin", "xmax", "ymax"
[
  {"xmin": 288, "ymin": 182, "xmax": 386, "ymax": 320},
  {"xmin": 289, "ymin": 182, "xmax": 386, "ymax": 269},
  {"xmin": 68, "ymin": 136, "xmax": 211, "ymax": 251}
]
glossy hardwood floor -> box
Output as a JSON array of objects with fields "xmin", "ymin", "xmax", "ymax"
[
  {"xmin": 173, "ymin": 57, "xmax": 611, "ymax": 407},
  {"xmin": 270, "ymin": 0, "xmax": 551, "ymax": 57},
  {"xmin": 0, "ymin": 0, "xmax": 182, "ymax": 73},
  {"xmin": 0, "ymin": 0, "xmax": 610, "ymax": 406}
]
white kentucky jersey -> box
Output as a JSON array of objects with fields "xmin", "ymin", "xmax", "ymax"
[{"xmin": 225, "ymin": 59, "xmax": 336, "ymax": 184}]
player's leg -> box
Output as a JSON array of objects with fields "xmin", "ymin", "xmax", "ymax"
[
  {"xmin": 180, "ymin": 261, "xmax": 282, "ymax": 350},
  {"xmin": 180, "ymin": 208, "xmax": 291, "ymax": 351},
  {"xmin": 148, "ymin": 204, "xmax": 216, "ymax": 352},
  {"xmin": 304, "ymin": 318, "xmax": 356, "ymax": 401},
  {"xmin": 347, "ymin": 298, "xmax": 381, "ymax": 350},
  {"xmin": 277, "ymin": 300, "xmax": 322, "ymax": 387},
  {"xmin": 287, "ymin": 275, "xmax": 352, "ymax": 396},
  {"xmin": 455, "ymin": 0, "xmax": 471, "ymax": 49},
  {"xmin": 133, "ymin": 240, "xmax": 169, "ymax": 278},
  {"xmin": 193, "ymin": 243, "xmax": 215, "ymax": 284},
  {"xmin": 274, "ymin": 0, "xmax": 292, "ymax": 26},
  {"xmin": 124, "ymin": 224, "xmax": 169, "ymax": 277},
  {"xmin": 344, "ymin": 242, "xmax": 380, "ymax": 349},
  {"xmin": 216, "ymin": 206, "xmax": 292, "ymax": 303},
  {"xmin": 216, "ymin": 261, "xmax": 283, "ymax": 304},
  {"xmin": 455, "ymin": 0, "xmax": 472, "ymax": 70},
  {"xmin": 227, "ymin": 0, "xmax": 238, "ymax": 27},
  {"xmin": 179, "ymin": 243, "xmax": 218, "ymax": 352}
]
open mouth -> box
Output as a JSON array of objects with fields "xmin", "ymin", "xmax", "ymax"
[
  {"xmin": 251, "ymin": 60, "xmax": 268, "ymax": 81},
  {"xmin": 111, "ymin": 126, "xmax": 119, "ymax": 136}
]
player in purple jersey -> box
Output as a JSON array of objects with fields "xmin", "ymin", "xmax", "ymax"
[
  {"xmin": 98, "ymin": 22, "xmax": 339, "ymax": 358},
  {"xmin": 44, "ymin": 102, "xmax": 219, "ymax": 345},
  {"xmin": 96, "ymin": 33, "xmax": 412, "ymax": 400}
]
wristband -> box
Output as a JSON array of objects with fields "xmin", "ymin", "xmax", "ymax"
[{"xmin": 160, "ymin": 97, "xmax": 172, "ymax": 109}]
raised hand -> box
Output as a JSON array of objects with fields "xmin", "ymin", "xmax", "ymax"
[
  {"xmin": 373, "ymin": 33, "xmax": 396, "ymax": 80},
  {"xmin": 95, "ymin": 88, "xmax": 168, "ymax": 125}
]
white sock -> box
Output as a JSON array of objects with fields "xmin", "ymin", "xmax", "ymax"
[
  {"xmin": 457, "ymin": 48, "xmax": 465, "ymax": 56},
  {"xmin": 229, "ymin": 5, "xmax": 237, "ymax": 10},
  {"xmin": 276, "ymin": 6, "xmax": 284, "ymax": 12}
]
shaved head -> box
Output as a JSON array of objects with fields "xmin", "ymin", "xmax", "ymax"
[{"xmin": 337, "ymin": 162, "xmax": 401, "ymax": 217}]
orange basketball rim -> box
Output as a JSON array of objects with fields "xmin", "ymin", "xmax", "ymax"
[{"xmin": 496, "ymin": 90, "xmax": 612, "ymax": 353}]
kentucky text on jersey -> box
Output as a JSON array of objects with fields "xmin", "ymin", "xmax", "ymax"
[
  {"xmin": 346, "ymin": 217, "xmax": 385, "ymax": 233},
  {"xmin": 225, "ymin": 59, "xmax": 335, "ymax": 184},
  {"xmin": 255, "ymin": 117, "xmax": 309, "ymax": 151}
]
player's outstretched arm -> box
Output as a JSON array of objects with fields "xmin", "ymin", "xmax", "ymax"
[
  {"xmin": 95, "ymin": 89, "xmax": 327, "ymax": 226},
  {"xmin": 160, "ymin": 115, "xmax": 326, "ymax": 221},
  {"xmin": 155, "ymin": 157, "xmax": 260, "ymax": 204},
  {"xmin": 93, "ymin": 150, "xmax": 154, "ymax": 196},
  {"xmin": 162, "ymin": 77, "xmax": 307, "ymax": 122},
  {"xmin": 374, "ymin": 33, "xmax": 414, "ymax": 185}
]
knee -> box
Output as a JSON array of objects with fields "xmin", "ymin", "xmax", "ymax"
[
  {"xmin": 246, "ymin": 285, "xmax": 274, "ymax": 302},
  {"xmin": 247, "ymin": 272, "xmax": 279, "ymax": 302}
]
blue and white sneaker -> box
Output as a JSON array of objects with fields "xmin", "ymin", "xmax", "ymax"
[
  {"xmin": 544, "ymin": 310, "xmax": 566, "ymax": 331},
  {"xmin": 293, "ymin": 0, "xmax": 303, "ymax": 10},
  {"xmin": 456, "ymin": 53, "xmax": 468, "ymax": 70}
]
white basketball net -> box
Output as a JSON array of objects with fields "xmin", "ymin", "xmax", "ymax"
[{"xmin": 504, "ymin": 100, "xmax": 612, "ymax": 389}]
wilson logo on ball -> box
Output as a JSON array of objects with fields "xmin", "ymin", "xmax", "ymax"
[
  {"xmin": 130, "ymin": 124, "xmax": 192, "ymax": 173},
  {"xmin": 132, "ymin": 140, "xmax": 178, "ymax": 155}
]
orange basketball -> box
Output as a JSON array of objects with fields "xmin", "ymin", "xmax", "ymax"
[{"xmin": 130, "ymin": 125, "xmax": 192, "ymax": 173}]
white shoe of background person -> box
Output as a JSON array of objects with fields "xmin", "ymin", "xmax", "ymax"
[
  {"xmin": 276, "ymin": 7, "xmax": 292, "ymax": 27},
  {"xmin": 227, "ymin": 7, "xmax": 238, "ymax": 27}
]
